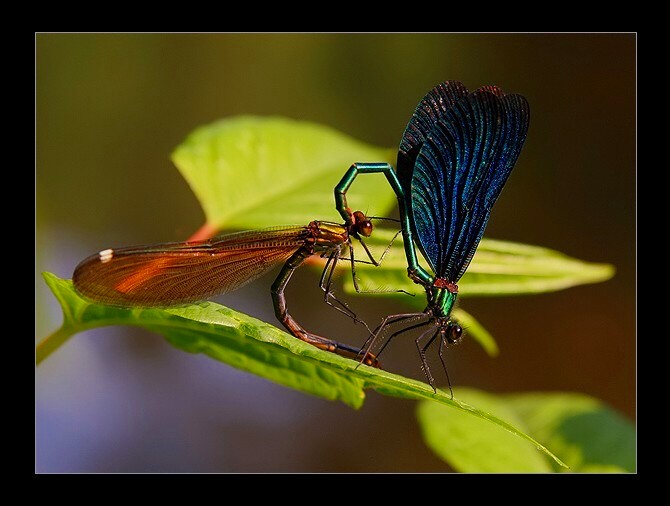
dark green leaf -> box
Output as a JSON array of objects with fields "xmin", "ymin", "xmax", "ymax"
[
  {"xmin": 505, "ymin": 392, "xmax": 636, "ymax": 472},
  {"xmin": 417, "ymin": 387, "xmax": 634, "ymax": 473}
]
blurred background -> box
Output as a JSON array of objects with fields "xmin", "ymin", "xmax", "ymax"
[{"xmin": 36, "ymin": 33, "xmax": 635, "ymax": 472}]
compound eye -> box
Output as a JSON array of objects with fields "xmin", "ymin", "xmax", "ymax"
[
  {"xmin": 449, "ymin": 324, "xmax": 463, "ymax": 343},
  {"xmin": 358, "ymin": 219, "xmax": 373, "ymax": 237},
  {"xmin": 352, "ymin": 211, "xmax": 373, "ymax": 237}
]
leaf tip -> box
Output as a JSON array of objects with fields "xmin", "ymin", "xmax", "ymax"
[
  {"xmin": 42, "ymin": 271, "xmax": 68, "ymax": 295},
  {"xmin": 588, "ymin": 262, "xmax": 616, "ymax": 283},
  {"xmin": 41, "ymin": 270, "xmax": 58, "ymax": 284}
]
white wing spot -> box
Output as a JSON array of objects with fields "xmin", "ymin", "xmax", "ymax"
[{"xmin": 99, "ymin": 248, "xmax": 114, "ymax": 263}]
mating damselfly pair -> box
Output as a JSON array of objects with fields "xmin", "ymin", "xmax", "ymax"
[{"xmin": 73, "ymin": 81, "xmax": 530, "ymax": 394}]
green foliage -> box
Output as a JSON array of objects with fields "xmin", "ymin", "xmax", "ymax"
[
  {"xmin": 417, "ymin": 388, "xmax": 552, "ymax": 472},
  {"xmin": 38, "ymin": 115, "xmax": 626, "ymax": 472},
  {"xmin": 505, "ymin": 392, "xmax": 636, "ymax": 472},
  {"xmin": 171, "ymin": 116, "xmax": 398, "ymax": 229},
  {"xmin": 336, "ymin": 228, "xmax": 612, "ymax": 357},
  {"xmin": 40, "ymin": 272, "xmax": 565, "ymax": 467},
  {"xmin": 417, "ymin": 388, "xmax": 635, "ymax": 473},
  {"xmin": 342, "ymin": 229, "xmax": 614, "ymax": 299}
]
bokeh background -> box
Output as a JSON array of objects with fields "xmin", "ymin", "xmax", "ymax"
[{"xmin": 36, "ymin": 33, "xmax": 636, "ymax": 472}]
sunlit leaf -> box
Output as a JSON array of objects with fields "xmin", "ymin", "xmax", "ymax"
[
  {"xmin": 417, "ymin": 388, "xmax": 552, "ymax": 472},
  {"xmin": 171, "ymin": 116, "xmax": 398, "ymax": 230},
  {"xmin": 341, "ymin": 229, "xmax": 615, "ymax": 298},
  {"xmin": 38, "ymin": 272, "xmax": 565, "ymax": 467}
]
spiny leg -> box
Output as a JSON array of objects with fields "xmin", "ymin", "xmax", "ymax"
[
  {"xmin": 358, "ymin": 228, "xmax": 401, "ymax": 267},
  {"xmin": 336, "ymin": 216, "xmax": 398, "ymax": 269},
  {"xmin": 319, "ymin": 247, "xmax": 357, "ymax": 320},
  {"xmin": 271, "ymin": 248, "xmax": 379, "ymax": 367},
  {"xmin": 318, "ymin": 246, "xmax": 374, "ymax": 336},
  {"xmin": 349, "ymin": 235, "xmax": 413, "ymax": 296},
  {"xmin": 416, "ymin": 327, "xmax": 441, "ymax": 392},
  {"xmin": 375, "ymin": 317, "xmax": 431, "ymax": 359},
  {"xmin": 438, "ymin": 334, "xmax": 455, "ymax": 399},
  {"xmin": 337, "ymin": 257, "xmax": 374, "ymax": 265},
  {"xmin": 356, "ymin": 311, "xmax": 426, "ymax": 367}
]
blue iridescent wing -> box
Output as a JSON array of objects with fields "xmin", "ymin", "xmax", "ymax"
[
  {"xmin": 410, "ymin": 89, "xmax": 530, "ymax": 281},
  {"xmin": 397, "ymin": 81, "xmax": 469, "ymax": 194}
]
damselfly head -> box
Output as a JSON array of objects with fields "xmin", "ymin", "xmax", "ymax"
[
  {"xmin": 352, "ymin": 210, "xmax": 373, "ymax": 238},
  {"xmin": 435, "ymin": 317, "xmax": 463, "ymax": 344},
  {"xmin": 446, "ymin": 322, "xmax": 463, "ymax": 345}
]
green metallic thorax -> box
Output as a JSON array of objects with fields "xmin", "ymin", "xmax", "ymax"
[{"xmin": 428, "ymin": 287, "xmax": 457, "ymax": 320}]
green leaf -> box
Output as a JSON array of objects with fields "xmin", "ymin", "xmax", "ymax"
[
  {"xmin": 417, "ymin": 388, "xmax": 553, "ymax": 473},
  {"xmin": 170, "ymin": 115, "xmax": 613, "ymax": 361},
  {"xmin": 40, "ymin": 272, "xmax": 367, "ymax": 409},
  {"xmin": 336, "ymin": 229, "xmax": 612, "ymax": 356},
  {"xmin": 505, "ymin": 392, "xmax": 636, "ymax": 473},
  {"xmin": 171, "ymin": 116, "xmax": 398, "ymax": 230},
  {"xmin": 417, "ymin": 388, "xmax": 635, "ymax": 473},
  {"xmin": 39, "ymin": 272, "xmax": 565, "ymax": 467},
  {"xmin": 341, "ymin": 229, "xmax": 614, "ymax": 298}
]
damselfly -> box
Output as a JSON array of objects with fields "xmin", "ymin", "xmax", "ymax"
[
  {"xmin": 335, "ymin": 81, "xmax": 530, "ymax": 393},
  {"xmin": 73, "ymin": 209, "xmax": 399, "ymax": 366}
]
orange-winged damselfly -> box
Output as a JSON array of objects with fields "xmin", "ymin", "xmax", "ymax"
[{"xmin": 73, "ymin": 209, "xmax": 399, "ymax": 367}]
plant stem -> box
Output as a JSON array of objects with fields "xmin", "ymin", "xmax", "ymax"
[{"xmin": 36, "ymin": 326, "xmax": 74, "ymax": 365}]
